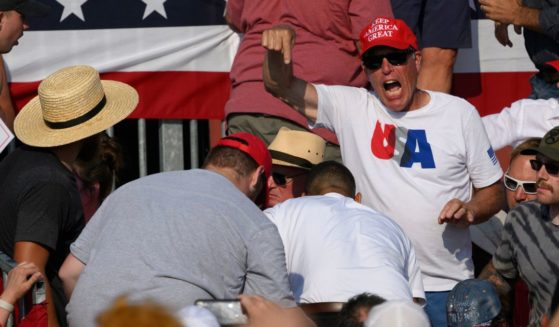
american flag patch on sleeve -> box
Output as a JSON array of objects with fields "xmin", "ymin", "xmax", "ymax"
[{"xmin": 487, "ymin": 147, "xmax": 498, "ymax": 165}]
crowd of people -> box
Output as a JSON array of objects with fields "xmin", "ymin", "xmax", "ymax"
[{"xmin": 0, "ymin": 0, "xmax": 558, "ymax": 326}]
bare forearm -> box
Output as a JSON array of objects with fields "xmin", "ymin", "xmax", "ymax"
[
  {"xmin": 59, "ymin": 254, "xmax": 85, "ymax": 299},
  {"xmin": 0, "ymin": 293, "xmax": 14, "ymax": 327},
  {"xmin": 515, "ymin": 7, "xmax": 542, "ymax": 32},
  {"xmin": 479, "ymin": 261, "xmax": 513, "ymax": 321},
  {"xmin": 0, "ymin": 56, "xmax": 14, "ymax": 131},
  {"xmin": 467, "ymin": 182, "xmax": 506, "ymax": 224},
  {"xmin": 14, "ymin": 242, "xmax": 59, "ymax": 327},
  {"xmin": 263, "ymin": 51, "xmax": 317, "ymax": 122},
  {"xmin": 262, "ymin": 25, "xmax": 318, "ymax": 123},
  {"xmin": 44, "ymin": 280, "xmax": 60, "ymax": 327}
]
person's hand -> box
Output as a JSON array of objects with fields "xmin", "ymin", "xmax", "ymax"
[
  {"xmin": 262, "ymin": 25, "xmax": 296, "ymax": 64},
  {"xmin": 494, "ymin": 22, "xmax": 513, "ymax": 47},
  {"xmin": 494, "ymin": 22, "xmax": 523, "ymax": 47},
  {"xmin": 479, "ymin": 0, "xmax": 522, "ymax": 25},
  {"xmin": 240, "ymin": 295, "xmax": 314, "ymax": 327},
  {"xmin": 438, "ymin": 199, "xmax": 476, "ymax": 228},
  {"xmin": 0, "ymin": 262, "xmax": 43, "ymax": 305}
]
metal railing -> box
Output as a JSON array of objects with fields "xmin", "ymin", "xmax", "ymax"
[{"xmin": 1, "ymin": 118, "xmax": 220, "ymax": 187}]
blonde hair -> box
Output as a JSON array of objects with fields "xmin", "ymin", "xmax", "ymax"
[
  {"xmin": 97, "ymin": 297, "xmax": 183, "ymax": 327},
  {"xmin": 510, "ymin": 137, "xmax": 541, "ymax": 163}
]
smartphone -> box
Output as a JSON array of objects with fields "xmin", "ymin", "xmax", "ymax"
[{"xmin": 195, "ymin": 299, "xmax": 248, "ymax": 325}]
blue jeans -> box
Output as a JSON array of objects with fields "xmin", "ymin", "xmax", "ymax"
[
  {"xmin": 528, "ymin": 74, "xmax": 559, "ymax": 100},
  {"xmin": 425, "ymin": 291, "xmax": 450, "ymax": 327}
]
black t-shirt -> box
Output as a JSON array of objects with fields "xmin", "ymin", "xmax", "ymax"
[{"xmin": 0, "ymin": 146, "xmax": 85, "ymax": 326}]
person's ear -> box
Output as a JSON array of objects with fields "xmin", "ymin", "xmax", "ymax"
[
  {"xmin": 354, "ymin": 192, "xmax": 362, "ymax": 203},
  {"xmin": 249, "ymin": 165, "xmax": 265, "ymax": 191},
  {"xmin": 414, "ymin": 50, "xmax": 421, "ymax": 71}
]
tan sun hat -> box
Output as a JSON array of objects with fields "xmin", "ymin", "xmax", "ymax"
[
  {"xmin": 14, "ymin": 65, "xmax": 139, "ymax": 147},
  {"xmin": 268, "ymin": 127, "xmax": 326, "ymax": 169}
]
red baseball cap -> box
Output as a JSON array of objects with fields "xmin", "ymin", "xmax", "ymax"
[
  {"xmin": 541, "ymin": 60, "xmax": 559, "ymax": 83},
  {"xmin": 359, "ymin": 17, "xmax": 418, "ymax": 56},
  {"xmin": 544, "ymin": 60, "xmax": 559, "ymax": 72},
  {"xmin": 215, "ymin": 132, "xmax": 272, "ymax": 180}
]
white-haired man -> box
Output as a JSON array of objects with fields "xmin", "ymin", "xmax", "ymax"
[{"xmin": 261, "ymin": 17, "xmax": 504, "ymax": 326}]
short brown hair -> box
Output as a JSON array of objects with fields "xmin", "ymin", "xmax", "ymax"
[{"xmin": 202, "ymin": 146, "xmax": 259, "ymax": 178}]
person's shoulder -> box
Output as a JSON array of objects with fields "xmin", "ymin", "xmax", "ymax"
[
  {"xmin": 428, "ymin": 91, "xmax": 475, "ymax": 110},
  {"xmin": 8, "ymin": 147, "xmax": 74, "ymax": 185},
  {"xmin": 269, "ymin": 194, "xmax": 336, "ymax": 213},
  {"xmin": 513, "ymin": 97, "xmax": 559, "ymax": 106},
  {"xmin": 351, "ymin": 201, "xmax": 406, "ymax": 230},
  {"xmin": 315, "ymin": 84, "xmax": 370, "ymax": 97},
  {"xmin": 507, "ymin": 200, "xmax": 543, "ymax": 224}
]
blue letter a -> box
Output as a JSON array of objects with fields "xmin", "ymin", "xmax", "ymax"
[{"xmin": 400, "ymin": 130, "xmax": 436, "ymax": 168}]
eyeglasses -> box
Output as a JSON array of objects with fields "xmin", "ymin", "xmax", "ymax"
[
  {"xmin": 503, "ymin": 174, "xmax": 537, "ymax": 194},
  {"xmin": 530, "ymin": 159, "xmax": 559, "ymax": 175},
  {"xmin": 272, "ymin": 171, "xmax": 307, "ymax": 186},
  {"xmin": 362, "ymin": 50, "xmax": 413, "ymax": 70}
]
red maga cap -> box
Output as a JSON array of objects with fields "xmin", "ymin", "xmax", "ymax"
[
  {"xmin": 359, "ymin": 17, "xmax": 418, "ymax": 56},
  {"xmin": 544, "ymin": 60, "xmax": 559, "ymax": 72},
  {"xmin": 216, "ymin": 132, "xmax": 272, "ymax": 179}
]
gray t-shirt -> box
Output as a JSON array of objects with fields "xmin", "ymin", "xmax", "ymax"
[
  {"xmin": 66, "ymin": 169, "xmax": 294, "ymax": 327},
  {"xmin": 493, "ymin": 201, "xmax": 559, "ymax": 327}
]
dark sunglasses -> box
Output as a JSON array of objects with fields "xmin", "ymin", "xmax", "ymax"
[
  {"xmin": 503, "ymin": 174, "xmax": 537, "ymax": 194},
  {"xmin": 362, "ymin": 50, "xmax": 413, "ymax": 70},
  {"xmin": 272, "ymin": 171, "xmax": 306, "ymax": 186},
  {"xmin": 530, "ymin": 159, "xmax": 559, "ymax": 175}
]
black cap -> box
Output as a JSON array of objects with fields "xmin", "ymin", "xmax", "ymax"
[
  {"xmin": 0, "ymin": 0, "xmax": 50, "ymax": 17},
  {"xmin": 521, "ymin": 126, "xmax": 559, "ymax": 161}
]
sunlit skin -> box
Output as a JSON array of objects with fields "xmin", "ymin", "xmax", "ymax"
[
  {"xmin": 535, "ymin": 154, "xmax": 559, "ymax": 205},
  {"xmin": 364, "ymin": 46, "xmax": 429, "ymax": 113},
  {"xmin": 506, "ymin": 154, "xmax": 537, "ymax": 209},
  {"xmin": 0, "ymin": 11, "xmax": 28, "ymax": 53},
  {"xmin": 266, "ymin": 165, "xmax": 308, "ymax": 208}
]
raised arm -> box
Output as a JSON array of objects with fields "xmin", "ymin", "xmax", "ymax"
[{"xmin": 262, "ymin": 25, "xmax": 319, "ymax": 123}]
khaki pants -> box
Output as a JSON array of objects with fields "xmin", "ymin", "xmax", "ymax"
[{"xmin": 227, "ymin": 114, "xmax": 342, "ymax": 162}]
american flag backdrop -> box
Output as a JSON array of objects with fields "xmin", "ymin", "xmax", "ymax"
[
  {"xmin": 6, "ymin": 0, "xmax": 239, "ymax": 120},
  {"xmin": 5, "ymin": 1, "xmax": 536, "ymax": 120}
]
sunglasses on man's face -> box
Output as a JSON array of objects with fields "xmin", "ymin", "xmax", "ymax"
[
  {"xmin": 530, "ymin": 159, "xmax": 559, "ymax": 175},
  {"xmin": 503, "ymin": 174, "xmax": 537, "ymax": 194},
  {"xmin": 272, "ymin": 172, "xmax": 306, "ymax": 186},
  {"xmin": 362, "ymin": 50, "xmax": 413, "ymax": 70}
]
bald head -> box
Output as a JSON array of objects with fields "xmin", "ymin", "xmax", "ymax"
[{"xmin": 305, "ymin": 161, "xmax": 356, "ymax": 197}]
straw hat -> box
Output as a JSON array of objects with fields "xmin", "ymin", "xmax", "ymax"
[
  {"xmin": 268, "ymin": 127, "xmax": 325, "ymax": 169},
  {"xmin": 15, "ymin": 65, "xmax": 138, "ymax": 147}
]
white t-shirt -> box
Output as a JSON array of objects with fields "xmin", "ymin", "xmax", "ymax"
[
  {"xmin": 314, "ymin": 86, "xmax": 503, "ymax": 291},
  {"xmin": 264, "ymin": 193, "xmax": 424, "ymax": 303},
  {"xmin": 482, "ymin": 98, "xmax": 559, "ymax": 150}
]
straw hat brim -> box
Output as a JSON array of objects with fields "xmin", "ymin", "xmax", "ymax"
[
  {"xmin": 271, "ymin": 158, "xmax": 311, "ymax": 170},
  {"xmin": 15, "ymin": 80, "xmax": 138, "ymax": 147}
]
